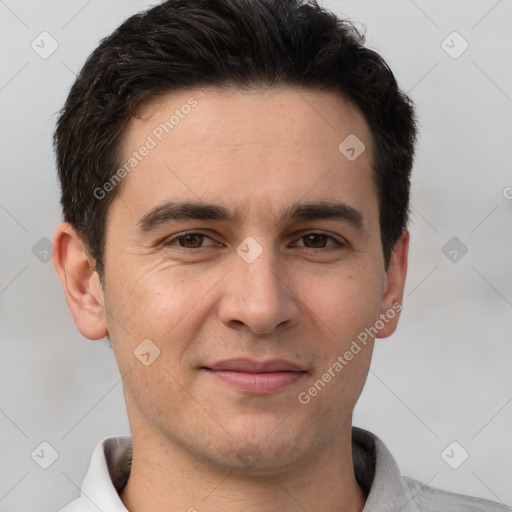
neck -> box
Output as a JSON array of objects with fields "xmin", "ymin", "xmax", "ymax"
[{"xmin": 120, "ymin": 414, "xmax": 366, "ymax": 512}]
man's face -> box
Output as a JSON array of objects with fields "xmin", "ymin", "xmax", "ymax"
[{"xmin": 95, "ymin": 87, "xmax": 405, "ymax": 472}]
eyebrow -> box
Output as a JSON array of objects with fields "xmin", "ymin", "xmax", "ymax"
[{"xmin": 136, "ymin": 199, "xmax": 365, "ymax": 233}]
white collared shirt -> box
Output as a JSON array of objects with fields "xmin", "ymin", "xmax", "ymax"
[{"xmin": 59, "ymin": 427, "xmax": 510, "ymax": 512}]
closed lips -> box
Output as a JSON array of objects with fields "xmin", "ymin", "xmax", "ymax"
[
  {"xmin": 202, "ymin": 358, "xmax": 306, "ymax": 373},
  {"xmin": 201, "ymin": 359, "xmax": 307, "ymax": 394}
]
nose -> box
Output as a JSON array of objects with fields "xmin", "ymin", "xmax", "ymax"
[{"xmin": 218, "ymin": 244, "xmax": 300, "ymax": 335}]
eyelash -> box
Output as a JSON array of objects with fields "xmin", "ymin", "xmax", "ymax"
[{"xmin": 162, "ymin": 231, "xmax": 346, "ymax": 251}]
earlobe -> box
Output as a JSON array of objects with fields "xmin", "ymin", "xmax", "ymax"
[
  {"xmin": 52, "ymin": 222, "xmax": 108, "ymax": 340},
  {"xmin": 376, "ymin": 229, "xmax": 409, "ymax": 339}
]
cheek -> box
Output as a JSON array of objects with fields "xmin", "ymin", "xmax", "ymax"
[
  {"xmin": 104, "ymin": 264, "xmax": 207, "ymax": 420},
  {"xmin": 295, "ymin": 270, "xmax": 379, "ymax": 427},
  {"xmin": 107, "ymin": 262, "xmax": 203, "ymax": 335},
  {"xmin": 299, "ymin": 265, "xmax": 383, "ymax": 346}
]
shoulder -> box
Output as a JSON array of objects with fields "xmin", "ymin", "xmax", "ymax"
[{"xmin": 403, "ymin": 476, "xmax": 511, "ymax": 512}]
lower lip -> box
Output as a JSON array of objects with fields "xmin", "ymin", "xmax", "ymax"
[{"xmin": 203, "ymin": 369, "xmax": 306, "ymax": 394}]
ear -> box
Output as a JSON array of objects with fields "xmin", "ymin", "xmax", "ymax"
[
  {"xmin": 52, "ymin": 222, "xmax": 108, "ymax": 340},
  {"xmin": 376, "ymin": 229, "xmax": 409, "ymax": 339}
]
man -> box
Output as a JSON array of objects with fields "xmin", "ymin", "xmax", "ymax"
[{"xmin": 52, "ymin": 0, "xmax": 509, "ymax": 511}]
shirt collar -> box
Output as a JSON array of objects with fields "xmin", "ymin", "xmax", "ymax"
[
  {"xmin": 79, "ymin": 434, "xmax": 131, "ymax": 512},
  {"xmin": 353, "ymin": 427, "xmax": 421, "ymax": 511},
  {"xmin": 76, "ymin": 427, "xmax": 418, "ymax": 512}
]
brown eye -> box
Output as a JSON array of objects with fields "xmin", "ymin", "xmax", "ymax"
[
  {"xmin": 294, "ymin": 233, "xmax": 343, "ymax": 249},
  {"xmin": 303, "ymin": 234, "xmax": 328, "ymax": 248},
  {"xmin": 163, "ymin": 232, "xmax": 216, "ymax": 249},
  {"xmin": 177, "ymin": 234, "xmax": 204, "ymax": 248}
]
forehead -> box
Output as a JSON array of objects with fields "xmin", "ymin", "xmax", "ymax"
[
  {"xmin": 128, "ymin": 86, "xmax": 372, "ymax": 157},
  {"xmin": 111, "ymin": 86, "xmax": 377, "ymax": 226}
]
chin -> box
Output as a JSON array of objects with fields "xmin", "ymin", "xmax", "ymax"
[
  {"xmin": 200, "ymin": 415, "xmax": 313, "ymax": 474},
  {"xmin": 213, "ymin": 436, "xmax": 304, "ymax": 475}
]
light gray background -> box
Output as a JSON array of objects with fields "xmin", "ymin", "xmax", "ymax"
[{"xmin": 1, "ymin": 0, "xmax": 511, "ymax": 510}]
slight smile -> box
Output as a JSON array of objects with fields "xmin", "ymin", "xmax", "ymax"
[{"xmin": 201, "ymin": 358, "xmax": 308, "ymax": 394}]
